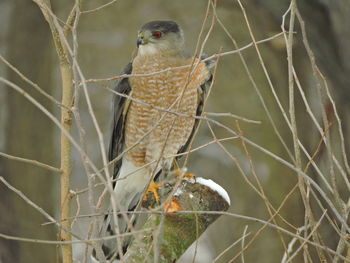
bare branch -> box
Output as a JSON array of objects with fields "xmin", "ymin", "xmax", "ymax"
[{"xmin": 0, "ymin": 152, "xmax": 62, "ymax": 174}]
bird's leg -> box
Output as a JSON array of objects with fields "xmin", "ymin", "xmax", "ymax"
[
  {"xmin": 173, "ymin": 159, "xmax": 180, "ymax": 171},
  {"xmin": 173, "ymin": 159, "xmax": 196, "ymax": 179},
  {"xmin": 144, "ymin": 160, "xmax": 172, "ymax": 202},
  {"xmin": 184, "ymin": 172, "xmax": 196, "ymax": 179},
  {"xmin": 144, "ymin": 180, "xmax": 163, "ymax": 201}
]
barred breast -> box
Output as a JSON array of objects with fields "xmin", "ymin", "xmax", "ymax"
[{"xmin": 125, "ymin": 53, "xmax": 209, "ymax": 169}]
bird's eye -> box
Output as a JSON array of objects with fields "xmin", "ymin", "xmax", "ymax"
[{"xmin": 152, "ymin": 31, "xmax": 162, "ymax": 39}]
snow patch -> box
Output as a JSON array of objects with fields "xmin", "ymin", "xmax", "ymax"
[
  {"xmin": 174, "ymin": 187, "xmax": 183, "ymax": 196},
  {"xmin": 195, "ymin": 177, "xmax": 231, "ymax": 205}
]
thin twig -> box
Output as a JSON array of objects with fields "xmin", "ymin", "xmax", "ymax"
[
  {"xmin": 0, "ymin": 54, "xmax": 67, "ymax": 109},
  {"xmin": 81, "ymin": 0, "xmax": 120, "ymax": 14},
  {"xmin": 213, "ymin": 232, "xmax": 251, "ymax": 262},
  {"xmin": 241, "ymin": 225, "xmax": 248, "ymax": 263},
  {"xmin": 205, "ymin": 111, "xmax": 261, "ymax": 124},
  {"xmin": 0, "ymin": 227, "xmax": 153, "ymax": 245},
  {"xmin": 0, "ymin": 151, "xmax": 62, "ymax": 174},
  {"xmin": 0, "ymin": 176, "xmax": 83, "ymax": 241}
]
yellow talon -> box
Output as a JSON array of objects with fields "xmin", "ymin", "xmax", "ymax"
[
  {"xmin": 172, "ymin": 166, "xmax": 196, "ymax": 179},
  {"xmin": 174, "ymin": 170, "xmax": 196, "ymax": 179},
  {"xmin": 144, "ymin": 181, "xmax": 162, "ymax": 201},
  {"xmin": 173, "ymin": 169, "xmax": 195, "ymax": 177},
  {"xmin": 184, "ymin": 173, "xmax": 196, "ymax": 179}
]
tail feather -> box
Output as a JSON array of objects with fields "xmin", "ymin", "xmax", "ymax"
[{"xmin": 92, "ymin": 158, "xmax": 150, "ymax": 262}]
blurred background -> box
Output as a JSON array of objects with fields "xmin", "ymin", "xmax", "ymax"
[{"xmin": 0, "ymin": 0, "xmax": 349, "ymax": 262}]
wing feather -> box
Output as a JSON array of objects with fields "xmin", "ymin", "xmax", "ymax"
[{"xmin": 108, "ymin": 62, "xmax": 133, "ymax": 180}]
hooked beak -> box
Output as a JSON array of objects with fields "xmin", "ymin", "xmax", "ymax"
[
  {"xmin": 137, "ymin": 32, "xmax": 149, "ymax": 47},
  {"xmin": 136, "ymin": 37, "xmax": 144, "ymax": 47}
]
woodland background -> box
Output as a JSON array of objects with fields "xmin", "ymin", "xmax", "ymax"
[{"xmin": 0, "ymin": 0, "xmax": 349, "ymax": 262}]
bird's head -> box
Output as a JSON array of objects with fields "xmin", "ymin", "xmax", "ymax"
[{"xmin": 136, "ymin": 20, "xmax": 184, "ymax": 56}]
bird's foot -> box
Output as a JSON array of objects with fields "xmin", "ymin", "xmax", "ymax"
[
  {"xmin": 174, "ymin": 169, "xmax": 196, "ymax": 179},
  {"xmin": 184, "ymin": 173, "xmax": 196, "ymax": 179},
  {"xmin": 144, "ymin": 181, "xmax": 163, "ymax": 201}
]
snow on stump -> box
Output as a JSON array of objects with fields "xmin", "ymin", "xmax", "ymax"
[{"xmin": 124, "ymin": 175, "xmax": 231, "ymax": 263}]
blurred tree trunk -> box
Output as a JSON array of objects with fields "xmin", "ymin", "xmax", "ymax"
[
  {"xmin": 253, "ymin": 0, "xmax": 350, "ymax": 105},
  {"xmin": 0, "ymin": 0, "xmax": 57, "ymax": 262},
  {"xmin": 252, "ymin": 0, "xmax": 350, "ymax": 199},
  {"xmin": 245, "ymin": 0, "xmax": 350, "ymax": 257}
]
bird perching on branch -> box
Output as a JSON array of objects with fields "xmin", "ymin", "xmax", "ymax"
[{"xmin": 94, "ymin": 20, "xmax": 214, "ymax": 262}]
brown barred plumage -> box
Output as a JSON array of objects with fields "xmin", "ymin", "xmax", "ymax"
[
  {"xmin": 93, "ymin": 20, "xmax": 213, "ymax": 262},
  {"xmin": 126, "ymin": 54, "xmax": 209, "ymax": 169}
]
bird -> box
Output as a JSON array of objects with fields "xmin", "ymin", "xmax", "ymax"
[{"xmin": 93, "ymin": 20, "xmax": 214, "ymax": 262}]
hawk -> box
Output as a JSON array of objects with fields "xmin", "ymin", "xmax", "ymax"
[{"xmin": 95, "ymin": 20, "xmax": 213, "ymax": 261}]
